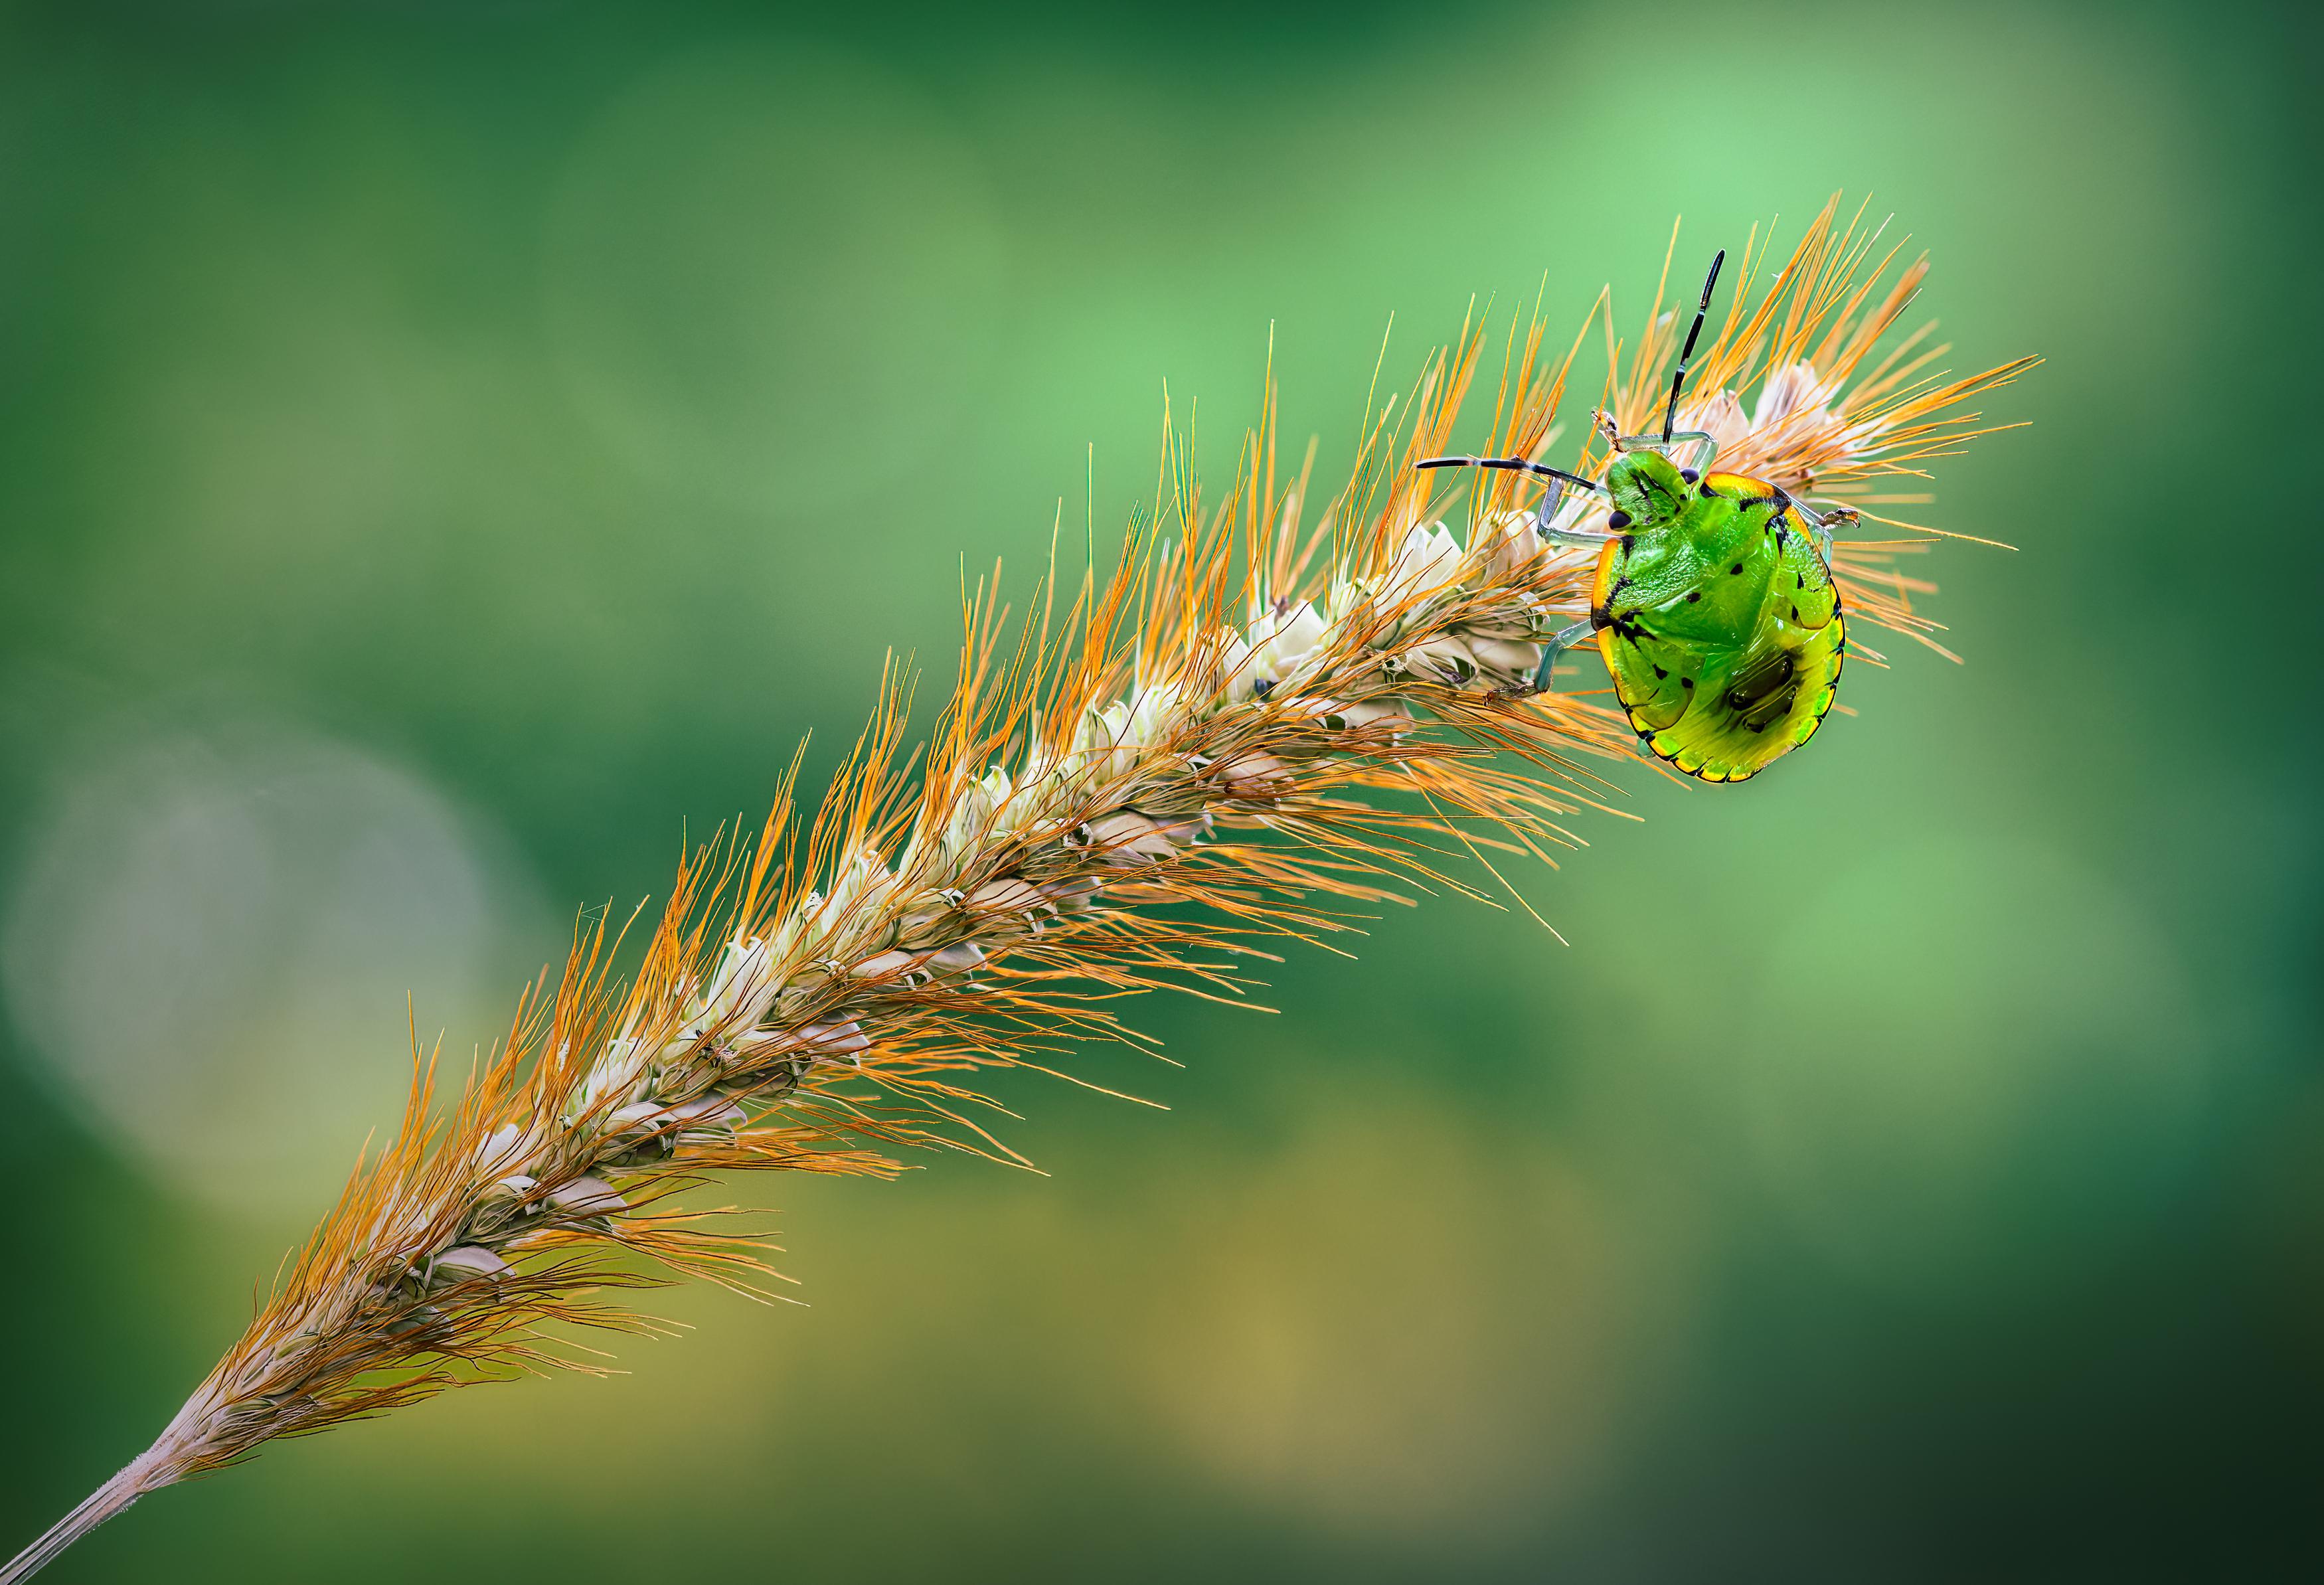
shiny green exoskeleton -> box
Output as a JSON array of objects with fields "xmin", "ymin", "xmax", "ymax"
[
  {"xmin": 1416, "ymin": 246, "xmax": 1852, "ymax": 783},
  {"xmin": 1590, "ymin": 451, "xmax": 1842, "ymax": 781}
]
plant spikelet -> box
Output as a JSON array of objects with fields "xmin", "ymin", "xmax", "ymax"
[{"xmin": 1, "ymin": 198, "xmax": 2031, "ymax": 1583}]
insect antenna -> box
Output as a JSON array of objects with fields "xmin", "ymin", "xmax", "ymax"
[
  {"xmin": 1414, "ymin": 455, "xmax": 1616, "ymax": 546},
  {"xmin": 1413, "ymin": 456, "xmax": 1609, "ymax": 496},
  {"xmin": 1660, "ymin": 248, "xmax": 1726, "ymax": 444}
]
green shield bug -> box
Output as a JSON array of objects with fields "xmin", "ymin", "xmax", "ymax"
[{"xmin": 1419, "ymin": 249, "xmax": 1859, "ymax": 782}]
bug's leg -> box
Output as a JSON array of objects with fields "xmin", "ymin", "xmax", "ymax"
[
  {"xmin": 1599, "ymin": 410, "xmax": 1687, "ymax": 458},
  {"xmin": 1793, "ymin": 501, "xmax": 1860, "ymax": 554},
  {"xmin": 1669, "ymin": 430, "xmax": 1719, "ymax": 474},
  {"xmin": 1535, "ymin": 495, "xmax": 1613, "ymax": 549},
  {"xmin": 1532, "ymin": 616, "xmax": 1600, "ymax": 693},
  {"xmin": 1532, "ymin": 477, "xmax": 1619, "ymax": 548}
]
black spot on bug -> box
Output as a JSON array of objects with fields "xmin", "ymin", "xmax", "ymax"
[
  {"xmin": 1681, "ymin": 677, "xmax": 1694, "ymax": 689},
  {"xmin": 1774, "ymin": 529, "xmax": 1787, "ymax": 549},
  {"xmin": 1796, "ymin": 572, "xmax": 1805, "ymax": 588},
  {"xmin": 1653, "ymin": 665, "xmax": 1668, "ymax": 679},
  {"xmin": 1730, "ymin": 564, "xmax": 1744, "ymax": 575},
  {"xmin": 1789, "ymin": 604, "xmax": 1800, "ymax": 622},
  {"xmin": 1680, "ymin": 468, "xmax": 1699, "ymax": 484},
  {"xmin": 1687, "ymin": 592, "xmax": 1701, "ymax": 602},
  {"xmin": 1620, "ymin": 533, "xmax": 1635, "ymax": 555},
  {"xmin": 1608, "ymin": 510, "xmax": 1632, "ymax": 530}
]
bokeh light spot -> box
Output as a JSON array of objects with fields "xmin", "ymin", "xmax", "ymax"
[{"xmin": 2, "ymin": 716, "xmax": 548, "ymax": 1220}]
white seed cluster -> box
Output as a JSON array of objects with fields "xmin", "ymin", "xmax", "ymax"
[{"xmin": 386, "ymin": 508, "xmax": 1583, "ymax": 1303}]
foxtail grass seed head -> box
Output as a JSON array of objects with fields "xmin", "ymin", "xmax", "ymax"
[{"xmin": 2, "ymin": 199, "xmax": 2033, "ymax": 1583}]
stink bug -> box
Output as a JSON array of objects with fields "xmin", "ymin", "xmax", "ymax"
[{"xmin": 1418, "ymin": 250, "xmax": 1857, "ymax": 782}]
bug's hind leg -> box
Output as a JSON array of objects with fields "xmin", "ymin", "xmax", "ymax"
[
  {"xmin": 1532, "ymin": 616, "xmax": 1600, "ymax": 693},
  {"xmin": 1793, "ymin": 501, "xmax": 1861, "ymax": 553}
]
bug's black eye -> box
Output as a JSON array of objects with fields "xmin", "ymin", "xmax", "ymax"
[
  {"xmin": 1607, "ymin": 509, "xmax": 1632, "ymax": 530},
  {"xmin": 1680, "ymin": 469, "xmax": 1700, "ymax": 485}
]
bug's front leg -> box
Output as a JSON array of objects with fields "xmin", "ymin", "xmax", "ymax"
[
  {"xmin": 1533, "ymin": 478, "xmax": 1628, "ymax": 548},
  {"xmin": 1536, "ymin": 519, "xmax": 1614, "ymax": 548},
  {"xmin": 1594, "ymin": 408, "xmax": 1720, "ymax": 472},
  {"xmin": 1514, "ymin": 467, "xmax": 1605, "ymax": 548}
]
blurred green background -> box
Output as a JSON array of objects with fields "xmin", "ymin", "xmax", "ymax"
[{"xmin": 1, "ymin": 1, "xmax": 2317, "ymax": 1579}]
